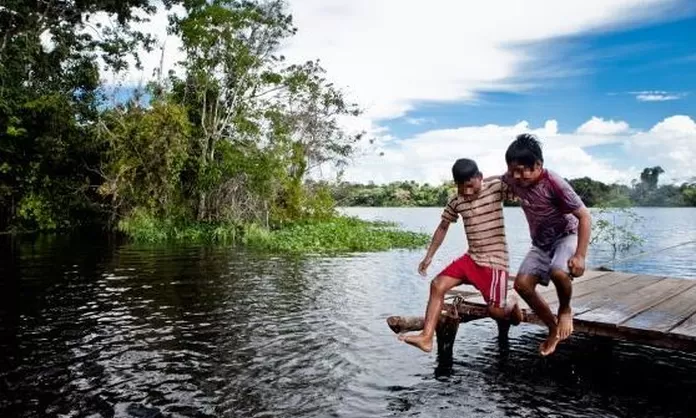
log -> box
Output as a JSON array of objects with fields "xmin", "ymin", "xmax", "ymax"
[
  {"xmin": 387, "ymin": 304, "xmax": 478, "ymax": 359},
  {"xmin": 386, "ymin": 315, "xmax": 425, "ymax": 334},
  {"xmin": 386, "ymin": 313, "xmax": 465, "ymax": 334},
  {"xmin": 386, "ymin": 309, "xmax": 480, "ymax": 334},
  {"xmin": 435, "ymin": 305, "xmax": 461, "ymax": 359}
]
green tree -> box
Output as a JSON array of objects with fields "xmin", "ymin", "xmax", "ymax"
[
  {"xmin": 569, "ymin": 177, "xmax": 611, "ymax": 207},
  {"xmin": 97, "ymin": 100, "xmax": 191, "ymax": 222},
  {"xmin": 681, "ymin": 182, "xmax": 696, "ymax": 206},
  {"xmin": 591, "ymin": 204, "xmax": 645, "ymax": 261},
  {"xmin": 640, "ymin": 166, "xmax": 665, "ymax": 190},
  {"xmin": 169, "ymin": 0, "xmax": 360, "ymax": 224},
  {"xmin": 0, "ymin": 0, "xmax": 166, "ymax": 230}
]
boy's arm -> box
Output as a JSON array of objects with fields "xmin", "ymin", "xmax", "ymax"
[
  {"xmin": 569, "ymin": 206, "xmax": 592, "ymax": 277},
  {"xmin": 549, "ymin": 171, "xmax": 592, "ymax": 276},
  {"xmin": 420, "ymin": 199, "xmax": 458, "ymax": 276},
  {"xmin": 497, "ymin": 176, "xmax": 518, "ymax": 202},
  {"xmin": 419, "ymin": 220, "xmax": 450, "ymax": 276}
]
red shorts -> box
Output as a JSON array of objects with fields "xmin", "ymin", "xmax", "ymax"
[{"xmin": 438, "ymin": 254, "xmax": 508, "ymax": 308}]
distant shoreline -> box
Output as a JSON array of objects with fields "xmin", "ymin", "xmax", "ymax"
[
  {"xmin": 330, "ymin": 172, "xmax": 696, "ymax": 208},
  {"xmin": 338, "ymin": 205, "xmax": 695, "ymax": 209}
]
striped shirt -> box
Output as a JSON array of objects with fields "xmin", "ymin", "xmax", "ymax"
[{"xmin": 441, "ymin": 180, "xmax": 513, "ymax": 271}]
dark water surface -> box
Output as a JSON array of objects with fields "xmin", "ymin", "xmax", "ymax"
[{"xmin": 2, "ymin": 207, "xmax": 696, "ymax": 417}]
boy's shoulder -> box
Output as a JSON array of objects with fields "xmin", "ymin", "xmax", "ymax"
[
  {"xmin": 543, "ymin": 169, "xmax": 565, "ymax": 183},
  {"xmin": 539, "ymin": 168, "xmax": 585, "ymax": 211},
  {"xmin": 478, "ymin": 178, "xmax": 503, "ymax": 196},
  {"xmin": 446, "ymin": 180, "xmax": 504, "ymax": 209}
]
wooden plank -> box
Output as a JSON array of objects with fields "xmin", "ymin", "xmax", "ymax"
[
  {"xmin": 575, "ymin": 276, "xmax": 696, "ymax": 326},
  {"xmin": 456, "ymin": 270, "xmax": 614, "ymax": 311},
  {"xmin": 538, "ymin": 271, "xmax": 620, "ymax": 307},
  {"xmin": 621, "ymin": 282, "xmax": 696, "ymax": 333},
  {"xmin": 569, "ymin": 274, "xmax": 662, "ymax": 317},
  {"xmin": 667, "ymin": 296, "xmax": 696, "ymax": 339},
  {"xmin": 440, "ymin": 270, "xmax": 696, "ymax": 353},
  {"xmin": 458, "ymin": 270, "xmax": 609, "ymax": 305},
  {"xmin": 671, "ymin": 320, "xmax": 696, "ymax": 339},
  {"xmin": 547, "ymin": 272, "xmax": 637, "ymax": 312}
]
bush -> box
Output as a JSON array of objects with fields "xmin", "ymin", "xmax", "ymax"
[
  {"xmin": 119, "ymin": 210, "xmax": 429, "ymax": 254},
  {"xmin": 243, "ymin": 216, "xmax": 429, "ymax": 254}
]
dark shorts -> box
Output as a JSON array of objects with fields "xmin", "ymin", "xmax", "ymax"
[
  {"xmin": 518, "ymin": 234, "xmax": 578, "ymax": 286},
  {"xmin": 438, "ymin": 254, "xmax": 508, "ymax": 308}
]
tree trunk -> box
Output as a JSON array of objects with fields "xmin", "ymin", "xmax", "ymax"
[
  {"xmin": 197, "ymin": 191, "xmax": 207, "ymax": 221},
  {"xmin": 435, "ymin": 310, "xmax": 460, "ymax": 361}
]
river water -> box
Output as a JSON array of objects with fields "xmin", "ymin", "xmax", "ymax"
[{"xmin": 1, "ymin": 207, "xmax": 696, "ymax": 417}]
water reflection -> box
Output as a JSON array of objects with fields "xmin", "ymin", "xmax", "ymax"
[{"xmin": 1, "ymin": 208, "xmax": 696, "ymax": 417}]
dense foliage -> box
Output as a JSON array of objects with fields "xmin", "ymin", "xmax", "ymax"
[
  {"xmin": 1, "ymin": 0, "xmax": 164, "ymax": 231},
  {"xmin": 2, "ymin": 0, "xmax": 690, "ymax": 256},
  {"xmin": 332, "ymin": 167, "xmax": 696, "ymax": 208},
  {"xmin": 0, "ymin": 0, "xmax": 428, "ymax": 249}
]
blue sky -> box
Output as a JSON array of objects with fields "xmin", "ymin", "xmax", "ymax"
[
  {"xmin": 111, "ymin": 0, "xmax": 696, "ymax": 185},
  {"xmin": 387, "ymin": 17, "xmax": 695, "ymax": 137},
  {"xmin": 374, "ymin": 16, "xmax": 696, "ymax": 184}
]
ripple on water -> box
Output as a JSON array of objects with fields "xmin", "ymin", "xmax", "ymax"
[{"xmin": 3, "ymin": 231, "xmax": 696, "ymax": 417}]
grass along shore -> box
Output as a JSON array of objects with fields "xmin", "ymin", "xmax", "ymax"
[{"xmin": 118, "ymin": 212, "xmax": 429, "ymax": 254}]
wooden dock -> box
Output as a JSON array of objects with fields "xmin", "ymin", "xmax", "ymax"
[{"xmin": 387, "ymin": 270, "xmax": 696, "ymax": 354}]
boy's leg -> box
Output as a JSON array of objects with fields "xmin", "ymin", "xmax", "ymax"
[
  {"xmin": 488, "ymin": 303, "xmax": 523, "ymax": 325},
  {"xmin": 549, "ymin": 234, "xmax": 578, "ymax": 340},
  {"xmin": 400, "ymin": 274, "xmax": 463, "ymax": 352},
  {"xmin": 514, "ymin": 248, "xmax": 561, "ymax": 356},
  {"xmin": 487, "ymin": 270, "xmax": 522, "ymax": 325}
]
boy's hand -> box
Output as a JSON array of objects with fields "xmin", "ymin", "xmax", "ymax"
[
  {"xmin": 568, "ymin": 254, "xmax": 585, "ymax": 277},
  {"xmin": 418, "ymin": 257, "xmax": 432, "ymax": 276}
]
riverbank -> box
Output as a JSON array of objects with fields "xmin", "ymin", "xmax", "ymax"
[
  {"xmin": 118, "ymin": 212, "xmax": 429, "ymax": 254},
  {"xmin": 330, "ymin": 175, "xmax": 696, "ymax": 208}
]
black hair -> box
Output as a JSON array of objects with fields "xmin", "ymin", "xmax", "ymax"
[
  {"xmin": 452, "ymin": 158, "xmax": 481, "ymax": 183},
  {"xmin": 505, "ymin": 133, "xmax": 543, "ymax": 168}
]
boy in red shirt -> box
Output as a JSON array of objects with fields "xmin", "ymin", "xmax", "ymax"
[{"xmin": 501, "ymin": 134, "xmax": 592, "ymax": 356}]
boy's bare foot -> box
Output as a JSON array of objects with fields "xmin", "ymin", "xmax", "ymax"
[
  {"xmin": 557, "ymin": 308, "xmax": 574, "ymax": 340},
  {"xmin": 540, "ymin": 330, "xmax": 561, "ymax": 356},
  {"xmin": 398, "ymin": 333, "xmax": 433, "ymax": 353}
]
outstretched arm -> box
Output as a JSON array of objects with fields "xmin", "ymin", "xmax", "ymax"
[
  {"xmin": 569, "ymin": 206, "xmax": 592, "ymax": 276},
  {"xmin": 419, "ymin": 220, "xmax": 450, "ymax": 276}
]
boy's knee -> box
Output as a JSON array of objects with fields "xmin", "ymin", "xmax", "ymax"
[
  {"xmin": 550, "ymin": 268, "xmax": 571, "ymax": 283},
  {"xmin": 430, "ymin": 276, "xmax": 448, "ymax": 294},
  {"xmin": 488, "ymin": 306, "xmax": 506, "ymax": 320},
  {"xmin": 514, "ymin": 274, "xmax": 537, "ymax": 296}
]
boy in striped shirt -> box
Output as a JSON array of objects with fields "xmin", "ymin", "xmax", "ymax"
[{"xmin": 400, "ymin": 158, "xmax": 523, "ymax": 353}]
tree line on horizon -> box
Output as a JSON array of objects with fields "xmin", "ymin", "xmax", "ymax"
[{"xmin": 329, "ymin": 166, "xmax": 696, "ymax": 208}]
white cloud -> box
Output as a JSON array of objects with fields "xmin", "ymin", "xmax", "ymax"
[
  {"xmin": 627, "ymin": 115, "xmax": 696, "ymax": 182},
  {"xmin": 331, "ymin": 118, "xmax": 630, "ymax": 185},
  {"xmin": 106, "ymin": 1, "xmax": 680, "ymax": 118},
  {"xmin": 86, "ymin": 2, "xmax": 694, "ymax": 186},
  {"xmin": 405, "ymin": 117, "xmax": 435, "ymax": 126},
  {"xmin": 281, "ymin": 0, "xmax": 679, "ymax": 121},
  {"xmin": 637, "ymin": 94, "xmax": 680, "ymax": 101},
  {"xmin": 93, "ymin": 5, "xmax": 187, "ymax": 86},
  {"xmin": 323, "ymin": 115, "xmax": 696, "ymax": 185},
  {"xmin": 633, "ymin": 90, "xmax": 686, "ymax": 102},
  {"xmin": 576, "ymin": 117, "xmax": 631, "ymax": 135}
]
